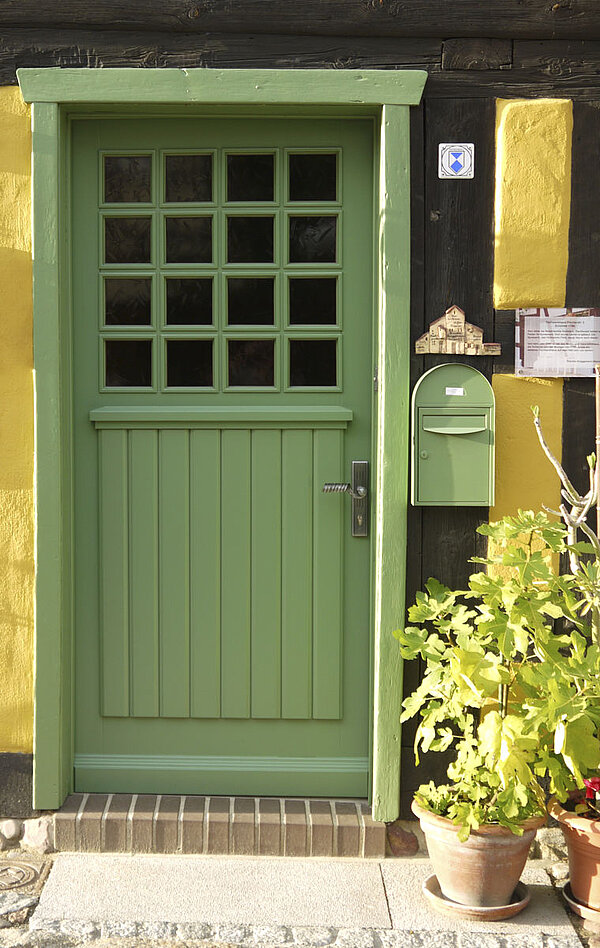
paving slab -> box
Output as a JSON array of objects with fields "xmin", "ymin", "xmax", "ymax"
[
  {"xmin": 381, "ymin": 859, "xmax": 581, "ymax": 945},
  {"xmin": 31, "ymin": 853, "xmax": 391, "ymax": 930}
]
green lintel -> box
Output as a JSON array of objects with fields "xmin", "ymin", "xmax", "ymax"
[{"xmin": 17, "ymin": 67, "xmax": 427, "ymax": 107}]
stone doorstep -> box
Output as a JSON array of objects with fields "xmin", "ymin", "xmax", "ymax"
[{"xmin": 54, "ymin": 795, "xmax": 388, "ymax": 858}]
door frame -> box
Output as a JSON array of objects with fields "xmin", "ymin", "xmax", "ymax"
[{"xmin": 18, "ymin": 67, "xmax": 427, "ymax": 822}]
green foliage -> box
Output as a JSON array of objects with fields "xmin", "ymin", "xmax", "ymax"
[{"xmin": 395, "ymin": 510, "xmax": 600, "ymax": 837}]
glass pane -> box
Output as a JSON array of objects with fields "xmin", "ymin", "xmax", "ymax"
[
  {"xmin": 289, "ymin": 216, "xmax": 336, "ymax": 263},
  {"xmin": 105, "ymin": 278, "xmax": 152, "ymax": 326},
  {"xmin": 289, "ymin": 278, "xmax": 336, "ymax": 325},
  {"xmin": 166, "ymin": 216, "xmax": 212, "ymax": 264},
  {"xmin": 227, "ymin": 216, "xmax": 274, "ymax": 264},
  {"xmin": 166, "ymin": 339, "xmax": 213, "ymax": 387},
  {"xmin": 105, "ymin": 339, "xmax": 152, "ymax": 387},
  {"xmin": 165, "ymin": 154, "xmax": 212, "ymax": 203},
  {"xmin": 227, "ymin": 154, "xmax": 274, "ymax": 202},
  {"xmin": 228, "ymin": 339, "xmax": 275, "ymax": 387},
  {"xmin": 289, "ymin": 154, "xmax": 337, "ymax": 202},
  {"xmin": 166, "ymin": 278, "xmax": 213, "ymax": 325},
  {"xmin": 105, "ymin": 217, "xmax": 151, "ymax": 264},
  {"xmin": 289, "ymin": 339, "xmax": 337, "ymax": 387},
  {"xmin": 104, "ymin": 155, "xmax": 151, "ymax": 203},
  {"xmin": 227, "ymin": 278, "xmax": 274, "ymax": 326}
]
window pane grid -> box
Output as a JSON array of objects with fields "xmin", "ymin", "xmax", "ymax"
[{"xmin": 99, "ymin": 146, "xmax": 342, "ymax": 391}]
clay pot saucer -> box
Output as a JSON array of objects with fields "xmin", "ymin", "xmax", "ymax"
[
  {"xmin": 422, "ymin": 874, "xmax": 531, "ymax": 921},
  {"xmin": 562, "ymin": 882, "xmax": 600, "ymax": 933}
]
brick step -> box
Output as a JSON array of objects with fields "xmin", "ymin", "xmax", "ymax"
[{"xmin": 54, "ymin": 795, "xmax": 386, "ymax": 858}]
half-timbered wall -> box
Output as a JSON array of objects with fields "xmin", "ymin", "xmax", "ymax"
[{"xmin": 2, "ymin": 2, "xmax": 600, "ymax": 815}]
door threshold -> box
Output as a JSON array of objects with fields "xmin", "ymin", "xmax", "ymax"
[{"xmin": 53, "ymin": 794, "xmax": 385, "ymax": 858}]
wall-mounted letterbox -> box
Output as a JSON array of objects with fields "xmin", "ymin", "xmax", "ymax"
[{"xmin": 411, "ymin": 363, "xmax": 495, "ymax": 506}]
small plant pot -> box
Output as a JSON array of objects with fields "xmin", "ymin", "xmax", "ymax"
[
  {"xmin": 549, "ymin": 797, "xmax": 600, "ymax": 913},
  {"xmin": 412, "ymin": 798, "xmax": 545, "ymax": 908}
]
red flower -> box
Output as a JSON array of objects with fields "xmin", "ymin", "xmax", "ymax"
[{"xmin": 584, "ymin": 778, "xmax": 600, "ymax": 799}]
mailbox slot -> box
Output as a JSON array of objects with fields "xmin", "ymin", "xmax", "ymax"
[
  {"xmin": 421, "ymin": 415, "xmax": 487, "ymax": 435},
  {"xmin": 411, "ymin": 365, "xmax": 495, "ymax": 507}
]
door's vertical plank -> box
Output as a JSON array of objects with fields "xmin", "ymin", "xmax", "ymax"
[
  {"xmin": 251, "ymin": 428, "xmax": 282, "ymax": 718},
  {"xmin": 281, "ymin": 428, "xmax": 313, "ymax": 719},
  {"xmin": 312, "ymin": 429, "xmax": 343, "ymax": 719},
  {"xmin": 159, "ymin": 428, "xmax": 190, "ymax": 717},
  {"xmin": 129, "ymin": 429, "xmax": 159, "ymax": 717},
  {"xmin": 221, "ymin": 429, "xmax": 251, "ymax": 718},
  {"xmin": 99, "ymin": 428, "xmax": 130, "ymax": 716},
  {"xmin": 190, "ymin": 428, "xmax": 221, "ymax": 718}
]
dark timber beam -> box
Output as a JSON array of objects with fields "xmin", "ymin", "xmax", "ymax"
[
  {"xmin": 0, "ymin": 0, "xmax": 599, "ymax": 41},
  {"xmin": 0, "ymin": 29, "xmax": 441, "ymax": 86},
  {"xmin": 442, "ymin": 39, "xmax": 513, "ymax": 71}
]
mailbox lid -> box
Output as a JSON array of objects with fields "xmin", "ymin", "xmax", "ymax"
[{"xmin": 411, "ymin": 362, "xmax": 495, "ymax": 410}]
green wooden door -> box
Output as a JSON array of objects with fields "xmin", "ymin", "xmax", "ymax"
[{"xmin": 71, "ymin": 116, "xmax": 373, "ymax": 796}]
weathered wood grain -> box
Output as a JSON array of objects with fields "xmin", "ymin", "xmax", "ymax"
[
  {"xmin": 425, "ymin": 72, "xmax": 600, "ymax": 97},
  {"xmin": 562, "ymin": 380, "xmax": 597, "ymax": 533},
  {"xmin": 400, "ymin": 99, "xmax": 496, "ymax": 813},
  {"xmin": 567, "ymin": 101, "xmax": 600, "ymax": 305},
  {"xmin": 0, "ymin": 29, "xmax": 442, "ymax": 84},
  {"xmin": 7, "ymin": 31, "xmax": 600, "ymax": 97},
  {"xmin": 423, "ymin": 98, "xmax": 495, "ymax": 347},
  {"xmin": 514, "ymin": 39, "xmax": 600, "ymax": 77},
  {"xmin": 442, "ymin": 38, "xmax": 512, "ymax": 71},
  {"xmin": 493, "ymin": 310, "xmax": 517, "ymax": 375},
  {"xmin": 0, "ymin": 0, "xmax": 599, "ymax": 40}
]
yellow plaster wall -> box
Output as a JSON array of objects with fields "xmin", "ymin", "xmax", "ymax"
[
  {"xmin": 490, "ymin": 375, "xmax": 563, "ymax": 520},
  {"xmin": 0, "ymin": 87, "xmax": 34, "ymax": 753},
  {"xmin": 493, "ymin": 99, "xmax": 572, "ymax": 309}
]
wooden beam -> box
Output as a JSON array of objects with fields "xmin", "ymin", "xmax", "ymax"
[
  {"xmin": 566, "ymin": 101, "xmax": 600, "ymax": 305},
  {"xmin": 0, "ymin": 29, "xmax": 441, "ymax": 85},
  {"xmin": 1, "ymin": 0, "xmax": 600, "ymax": 40},
  {"xmin": 514, "ymin": 39, "xmax": 600, "ymax": 80},
  {"xmin": 442, "ymin": 38, "xmax": 512, "ymax": 71},
  {"xmin": 424, "ymin": 72, "xmax": 600, "ymax": 97}
]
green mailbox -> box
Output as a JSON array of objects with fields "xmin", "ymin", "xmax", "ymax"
[{"xmin": 411, "ymin": 363, "xmax": 495, "ymax": 506}]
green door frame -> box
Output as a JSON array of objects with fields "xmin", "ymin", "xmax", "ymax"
[{"xmin": 17, "ymin": 67, "xmax": 427, "ymax": 822}]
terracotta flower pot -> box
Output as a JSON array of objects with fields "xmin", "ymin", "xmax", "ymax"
[
  {"xmin": 549, "ymin": 797, "xmax": 600, "ymax": 911},
  {"xmin": 412, "ymin": 798, "xmax": 545, "ymax": 907}
]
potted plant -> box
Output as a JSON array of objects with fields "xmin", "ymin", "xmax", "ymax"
[
  {"xmin": 396, "ymin": 503, "xmax": 600, "ymax": 914},
  {"xmin": 531, "ymin": 400, "xmax": 600, "ymax": 922}
]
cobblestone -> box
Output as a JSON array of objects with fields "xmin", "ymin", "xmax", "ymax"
[
  {"xmin": 250, "ymin": 927, "xmax": 293, "ymax": 945},
  {"xmin": 376, "ymin": 935, "xmax": 459, "ymax": 948},
  {"xmin": 290, "ymin": 928, "xmax": 336, "ymax": 947},
  {"xmin": 213, "ymin": 926, "xmax": 252, "ymax": 945},
  {"xmin": 334, "ymin": 929, "xmax": 375, "ymax": 947},
  {"xmin": 0, "ymin": 925, "xmax": 585, "ymax": 948},
  {"xmin": 174, "ymin": 924, "xmax": 216, "ymax": 942},
  {"xmin": 0, "ymin": 894, "xmax": 38, "ymax": 919}
]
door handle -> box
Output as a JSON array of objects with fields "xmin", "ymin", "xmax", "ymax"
[{"xmin": 323, "ymin": 460, "xmax": 369, "ymax": 537}]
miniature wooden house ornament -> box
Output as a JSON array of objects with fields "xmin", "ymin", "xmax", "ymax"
[{"xmin": 415, "ymin": 305, "xmax": 501, "ymax": 356}]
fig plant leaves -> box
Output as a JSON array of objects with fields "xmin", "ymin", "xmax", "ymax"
[{"xmin": 396, "ymin": 510, "xmax": 600, "ymax": 837}]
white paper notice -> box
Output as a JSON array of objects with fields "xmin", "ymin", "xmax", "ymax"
[
  {"xmin": 515, "ymin": 309, "xmax": 600, "ymax": 377},
  {"xmin": 445, "ymin": 387, "xmax": 465, "ymax": 396}
]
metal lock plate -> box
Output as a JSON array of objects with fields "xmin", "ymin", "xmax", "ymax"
[
  {"xmin": 322, "ymin": 461, "xmax": 369, "ymax": 537},
  {"xmin": 351, "ymin": 460, "xmax": 369, "ymax": 537}
]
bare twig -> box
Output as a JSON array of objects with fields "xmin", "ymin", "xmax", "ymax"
[{"xmin": 533, "ymin": 409, "xmax": 582, "ymax": 500}]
